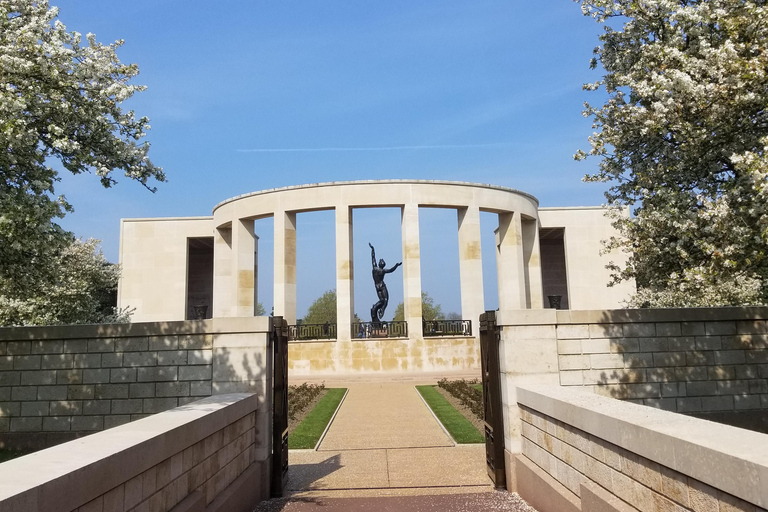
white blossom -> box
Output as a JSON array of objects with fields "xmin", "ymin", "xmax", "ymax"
[
  {"xmin": 576, "ymin": 0, "xmax": 768, "ymax": 307},
  {"xmin": 0, "ymin": 238, "xmax": 132, "ymax": 325},
  {"xmin": 0, "ymin": 0, "xmax": 162, "ymax": 324}
]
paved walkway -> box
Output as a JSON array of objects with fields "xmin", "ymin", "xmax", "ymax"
[
  {"xmin": 255, "ymin": 492, "xmax": 537, "ymax": 511},
  {"xmin": 319, "ymin": 383, "xmax": 453, "ymax": 450},
  {"xmin": 286, "ymin": 383, "xmax": 493, "ymax": 497}
]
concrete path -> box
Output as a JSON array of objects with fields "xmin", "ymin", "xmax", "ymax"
[
  {"xmin": 318, "ymin": 383, "xmax": 453, "ymax": 450},
  {"xmin": 287, "ymin": 383, "xmax": 493, "ymax": 497}
]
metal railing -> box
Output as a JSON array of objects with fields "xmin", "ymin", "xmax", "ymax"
[
  {"xmin": 287, "ymin": 323, "xmax": 336, "ymax": 341},
  {"xmin": 352, "ymin": 321, "xmax": 408, "ymax": 339},
  {"xmin": 423, "ymin": 319, "xmax": 472, "ymax": 337},
  {"xmin": 287, "ymin": 319, "xmax": 470, "ymax": 339}
]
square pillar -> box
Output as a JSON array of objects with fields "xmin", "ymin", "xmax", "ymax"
[
  {"xmin": 212, "ymin": 225, "xmax": 232, "ymax": 318},
  {"xmin": 335, "ymin": 206, "xmax": 354, "ymax": 341},
  {"xmin": 457, "ymin": 206, "xmax": 484, "ymax": 332},
  {"xmin": 401, "ymin": 204, "xmax": 423, "ymax": 338},
  {"xmin": 497, "ymin": 212, "xmax": 526, "ymax": 310},
  {"xmin": 233, "ymin": 218, "xmax": 256, "ymax": 317},
  {"xmin": 274, "ymin": 211, "xmax": 297, "ymax": 325},
  {"xmin": 522, "ymin": 216, "xmax": 543, "ymax": 309}
]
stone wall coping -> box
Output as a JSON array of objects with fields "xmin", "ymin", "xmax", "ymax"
[
  {"xmin": 213, "ymin": 179, "xmax": 540, "ymax": 212},
  {"xmin": 0, "ymin": 393, "xmax": 258, "ymax": 511},
  {"xmin": 495, "ymin": 306, "xmax": 768, "ymax": 327},
  {"xmin": 0, "ymin": 316, "xmax": 271, "ymax": 341},
  {"xmin": 558, "ymin": 306, "xmax": 768, "ymax": 324},
  {"xmin": 538, "ymin": 206, "xmax": 610, "ymax": 211},
  {"xmin": 120, "ymin": 216, "xmax": 214, "ymax": 223},
  {"xmin": 516, "ymin": 384, "xmax": 768, "ymax": 508},
  {"xmin": 496, "ymin": 309, "xmax": 557, "ymax": 326}
]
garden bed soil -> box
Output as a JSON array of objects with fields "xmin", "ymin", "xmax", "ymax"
[{"xmin": 434, "ymin": 386, "xmax": 485, "ymax": 434}]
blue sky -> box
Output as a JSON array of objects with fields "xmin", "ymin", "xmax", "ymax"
[{"xmin": 51, "ymin": 1, "xmax": 611, "ymax": 319}]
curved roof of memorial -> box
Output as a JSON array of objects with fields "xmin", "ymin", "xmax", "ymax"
[{"xmin": 213, "ymin": 179, "xmax": 539, "ymax": 212}]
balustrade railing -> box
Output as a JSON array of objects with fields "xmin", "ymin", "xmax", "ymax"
[
  {"xmin": 287, "ymin": 319, "xmax": 469, "ymax": 340},
  {"xmin": 423, "ymin": 319, "xmax": 472, "ymax": 337},
  {"xmin": 352, "ymin": 321, "xmax": 408, "ymax": 339},
  {"xmin": 288, "ymin": 323, "xmax": 336, "ymax": 341}
]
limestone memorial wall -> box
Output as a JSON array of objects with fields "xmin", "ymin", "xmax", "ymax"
[
  {"xmin": 552, "ymin": 308, "xmax": 768, "ymax": 415},
  {"xmin": 0, "ymin": 393, "xmax": 267, "ymax": 512},
  {"xmin": 287, "ymin": 335, "xmax": 479, "ymax": 377},
  {"xmin": 0, "ymin": 317, "xmax": 271, "ymax": 450},
  {"xmin": 496, "ymin": 306, "xmax": 768, "ymax": 512},
  {"xmin": 495, "ymin": 307, "xmax": 768, "ymax": 424},
  {"xmin": 514, "ymin": 385, "xmax": 768, "ymax": 512}
]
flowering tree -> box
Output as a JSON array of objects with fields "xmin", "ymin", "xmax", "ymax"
[
  {"xmin": 0, "ymin": 238, "xmax": 130, "ymax": 326},
  {"xmin": 0, "ymin": 1, "xmax": 164, "ymax": 322},
  {"xmin": 575, "ymin": 0, "xmax": 768, "ymax": 307}
]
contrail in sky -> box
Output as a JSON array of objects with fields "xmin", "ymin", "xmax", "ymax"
[{"xmin": 236, "ymin": 142, "xmax": 513, "ymax": 153}]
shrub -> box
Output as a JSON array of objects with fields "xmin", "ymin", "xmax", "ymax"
[
  {"xmin": 287, "ymin": 382, "xmax": 325, "ymax": 420},
  {"xmin": 437, "ymin": 378, "xmax": 483, "ymax": 419}
]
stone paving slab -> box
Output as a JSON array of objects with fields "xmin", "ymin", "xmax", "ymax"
[
  {"xmin": 287, "ymin": 450, "xmax": 390, "ymax": 491},
  {"xmin": 288, "ymin": 445, "xmax": 490, "ymax": 494},
  {"xmin": 285, "ymin": 486, "xmax": 493, "ymax": 499},
  {"xmin": 386, "ymin": 445, "xmax": 488, "ymax": 488},
  {"xmin": 255, "ymin": 491, "xmax": 538, "ymax": 511},
  {"xmin": 317, "ymin": 383, "xmax": 453, "ymax": 451}
]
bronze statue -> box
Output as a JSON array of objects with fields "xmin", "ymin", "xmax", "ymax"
[{"xmin": 369, "ymin": 243, "xmax": 401, "ymax": 324}]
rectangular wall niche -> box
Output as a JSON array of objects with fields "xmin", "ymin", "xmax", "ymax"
[
  {"xmin": 540, "ymin": 228, "xmax": 569, "ymax": 309},
  {"xmin": 186, "ymin": 237, "xmax": 214, "ymax": 319}
]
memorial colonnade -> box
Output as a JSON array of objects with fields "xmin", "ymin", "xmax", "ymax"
[{"xmin": 209, "ymin": 181, "xmax": 543, "ymax": 341}]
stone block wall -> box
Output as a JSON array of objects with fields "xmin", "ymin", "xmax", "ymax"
[
  {"xmin": 521, "ymin": 407, "xmax": 761, "ymax": 512},
  {"xmin": 554, "ymin": 308, "xmax": 768, "ymax": 414},
  {"xmin": 515, "ymin": 385, "xmax": 768, "ymax": 512},
  {"xmin": 495, "ymin": 307, "xmax": 768, "ymax": 493},
  {"xmin": 288, "ymin": 336, "xmax": 480, "ymax": 378},
  {"xmin": 0, "ymin": 317, "xmax": 271, "ymax": 450},
  {"xmin": 0, "ymin": 333, "xmax": 213, "ymax": 435},
  {"xmin": 0, "ymin": 393, "xmax": 267, "ymax": 512}
]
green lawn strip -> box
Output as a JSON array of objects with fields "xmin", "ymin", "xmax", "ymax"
[
  {"xmin": 416, "ymin": 385, "xmax": 484, "ymax": 444},
  {"xmin": 289, "ymin": 388, "xmax": 346, "ymax": 449}
]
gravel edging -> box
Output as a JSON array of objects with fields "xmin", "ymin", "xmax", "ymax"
[{"xmin": 434, "ymin": 386, "xmax": 485, "ymax": 434}]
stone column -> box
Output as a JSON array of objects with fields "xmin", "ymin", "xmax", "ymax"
[
  {"xmin": 232, "ymin": 218, "xmax": 256, "ymax": 317},
  {"xmin": 521, "ymin": 216, "xmax": 543, "ymax": 309},
  {"xmin": 496, "ymin": 212, "xmax": 526, "ymax": 310},
  {"xmin": 457, "ymin": 206, "xmax": 484, "ymax": 333},
  {"xmin": 273, "ymin": 211, "xmax": 297, "ymax": 324},
  {"xmin": 335, "ymin": 206, "xmax": 354, "ymax": 341},
  {"xmin": 212, "ymin": 225, "xmax": 233, "ymax": 318},
  {"xmin": 401, "ymin": 203, "xmax": 423, "ymax": 338}
]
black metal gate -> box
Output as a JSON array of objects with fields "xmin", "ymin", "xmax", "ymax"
[
  {"xmin": 271, "ymin": 316, "xmax": 289, "ymax": 497},
  {"xmin": 480, "ymin": 310, "xmax": 506, "ymax": 489}
]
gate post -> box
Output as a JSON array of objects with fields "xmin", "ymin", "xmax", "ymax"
[
  {"xmin": 271, "ymin": 316, "xmax": 289, "ymax": 497},
  {"xmin": 480, "ymin": 310, "xmax": 506, "ymax": 490}
]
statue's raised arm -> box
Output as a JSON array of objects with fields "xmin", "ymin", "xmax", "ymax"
[
  {"xmin": 369, "ymin": 243, "xmax": 376, "ymax": 269},
  {"xmin": 385, "ymin": 262, "xmax": 402, "ymax": 274}
]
